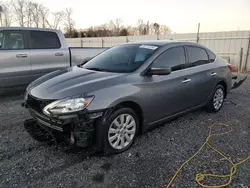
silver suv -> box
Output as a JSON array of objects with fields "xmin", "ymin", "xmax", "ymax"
[{"xmin": 0, "ymin": 27, "xmax": 106, "ymax": 92}]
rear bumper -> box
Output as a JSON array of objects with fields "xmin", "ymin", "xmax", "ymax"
[
  {"xmin": 232, "ymin": 75, "xmax": 237, "ymax": 80},
  {"xmin": 27, "ymin": 107, "xmax": 103, "ymax": 148},
  {"xmin": 231, "ymin": 75, "xmax": 247, "ymax": 89}
]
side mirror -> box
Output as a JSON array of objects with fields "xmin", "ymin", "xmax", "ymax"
[{"xmin": 147, "ymin": 67, "xmax": 171, "ymax": 76}]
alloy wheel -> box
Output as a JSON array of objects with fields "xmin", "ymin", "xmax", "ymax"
[
  {"xmin": 213, "ymin": 88, "xmax": 224, "ymax": 110},
  {"xmin": 108, "ymin": 114, "xmax": 136, "ymax": 150}
]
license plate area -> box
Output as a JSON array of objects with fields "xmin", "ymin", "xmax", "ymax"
[{"xmin": 29, "ymin": 108, "xmax": 64, "ymax": 132}]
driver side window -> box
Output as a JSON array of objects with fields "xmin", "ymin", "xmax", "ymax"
[
  {"xmin": 152, "ymin": 46, "xmax": 186, "ymax": 71},
  {"xmin": 0, "ymin": 30, "xmax": 25, "ymax": 50}
]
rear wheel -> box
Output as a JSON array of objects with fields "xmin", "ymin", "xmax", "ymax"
[
  {"xmin": 97, "ymin": 108, "xmax": 139, "ymax": 154},
  {"xmin": 206, "ymin": 84, "xmax": 225, "ymax": 112}
]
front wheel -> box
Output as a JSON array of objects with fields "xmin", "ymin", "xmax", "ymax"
[
  {"xmin": 206, "ymin": 84, "xmax": 225, "ymax": 112},
  {"xmin": 97, "ymin": 108, "xmax": 139, "ymax": 154}
]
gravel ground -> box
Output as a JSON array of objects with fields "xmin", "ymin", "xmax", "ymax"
[{"xmin": 0, "ymin": 77, "xmax": 250, "ymax": 188}]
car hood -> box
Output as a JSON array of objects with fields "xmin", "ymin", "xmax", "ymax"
[{"xmin": 28, "ymin": 66, "xmax": 127, "ymax": 100}]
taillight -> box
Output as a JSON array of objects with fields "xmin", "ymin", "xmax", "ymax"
[{"xmin": 228, "ymin": 64, "xmax": 233, "ymax": 72}]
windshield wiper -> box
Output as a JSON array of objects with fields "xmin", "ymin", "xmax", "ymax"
[{"xmin": 85, "ymin": 67, "xmax": 108, "ymax": 72}]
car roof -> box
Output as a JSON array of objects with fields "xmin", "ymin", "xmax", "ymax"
[{"xmin": 124, "ymin": 40, "xmax": 207, "ymax": 49}]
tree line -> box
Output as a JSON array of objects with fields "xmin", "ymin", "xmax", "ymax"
[
  {"xmin": 0, "ymin": 0, "xmax": 74, "ymax": 36},
  {"xmin": 78, "ymin": 19, "xmax": 171, "ymax": 38},
  {"xmin": 0, "ymin": 0, "xmax": 171, "ymax": 38}
]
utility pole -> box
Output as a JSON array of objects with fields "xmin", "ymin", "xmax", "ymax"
[
  {"xmin": 239, "ymin": 47, "xmax": 244, "ymax": 73},
  {"xmin": 0, "ymin": 5, "xmax": 3, "ymax": 27},
  {"xmin": 196, "ymin": 23, "xmax": 200, "ymax": 43},
  {"xmin": 0, "ymin": 12, "xmax": 2, "ymax": 27},
  {"xmin": 0, "ymin": 5, "xmax": 7, "ymax": 27}
]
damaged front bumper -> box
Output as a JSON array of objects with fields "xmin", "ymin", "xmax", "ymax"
[
  {"xmin": 26, "ymin": 106, "xmax": 104, "ymax": 148},
  {"xmin": 232, "ymin": 75, "xmax": 248, "ymax": 89}
]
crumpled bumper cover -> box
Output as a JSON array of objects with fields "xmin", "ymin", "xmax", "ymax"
[
  {"xmin": 232, "ymin": 75, "xmax": 248, "ymax": 89},
  {"xmin": 27, "ymin": 107, "xmax": 104, "ymax": 148}
]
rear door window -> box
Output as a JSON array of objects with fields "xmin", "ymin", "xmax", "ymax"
[
  {"xmin": 207, "ymin": 50, "xmax": 216, "ymax": 63},
  {"xmin": 187, "ymin": 46, "xmax": 209, "ymax": 67},
  {"xmin": 30, "ymin": 31, "xmax": 61, "ymax": 49},
  {"xmin": 0, "ymin": 30, "xmax": 26, "ymax": 50},
  {"xmin": 152, "ymin": 46, "xmax": 186, "ymax": 71}
]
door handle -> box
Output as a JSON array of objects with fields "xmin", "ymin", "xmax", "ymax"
[
  {"xmin": 211, "ymin": 72, "xmax": 217, "ymax": 76},
  {"xmin": 16, "ymin": 54, "xmax": 28, "ymax": 58},
  {"xmin": 55, "ymin": 52, "xmax": 64, "ymax": 56},
  {"xmin": 182, "ymin": 78, "xmax": 191, "ymax": 83}
]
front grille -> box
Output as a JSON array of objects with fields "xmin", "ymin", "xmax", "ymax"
[
  {"xmin": 29, "ymin": 106, "xmax": 64, "ymax": 132},
  {"xmin": 26, "ymin": 95, "xmax": 68, "ymax": 132},
  {"xmin": 27, "ymin": 95, "xmax": 53, "ymax": 113},
  {"xmin": 36, "ymin": 117, "xmax": 63, "ymax": 132}
]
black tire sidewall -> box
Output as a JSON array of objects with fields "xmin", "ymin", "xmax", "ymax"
[{"xmin": 100, "ymin": 107, "xmax": 139, "ymax": 154}]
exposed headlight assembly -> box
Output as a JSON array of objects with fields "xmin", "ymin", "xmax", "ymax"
[{"xmin": 43, "ymin": 96, "xmax": 94, "ymax": 115}]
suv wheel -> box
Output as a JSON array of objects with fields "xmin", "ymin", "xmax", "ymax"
[
  {"xmin": 98, "ymin": 108, "xmax": 139, "ymax": 154},
  {"xmin": 207, "ymin": 84, "xmax": 225, "ymax": 112}
]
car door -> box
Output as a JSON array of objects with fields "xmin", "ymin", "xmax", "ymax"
[
  {"xmin": 28, "ymin": 30, "xmax": 68, "ymax": 81},
  {"xmin": 0, "ymin": 30, "xmax": 32, "ymax": 88},
  {"xmin": 141, "ymin": 46, "xmax": 197, "ymax": 124},
  {"xmin": 184, "ymin": 46, "xmax": 218, "ymax": 108}
]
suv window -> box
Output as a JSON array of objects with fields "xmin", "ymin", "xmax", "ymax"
[
  {"xmin": 0, "ymin": 30, "xmax": 25, "ymax": 50},
  {"xmin": 30, "ymin": 31, "xmax": 61, "ymax": 49},
  {"xmin": 207, "ymin": 50, "xmax": 216, "ymax": 62},
  {"xmin": 152, "ymin": 47, "xmax": 186, "ymax": 71},
  {"xmin": 187, "ymin": 46, "xmax": 209, "ymax": 67}
]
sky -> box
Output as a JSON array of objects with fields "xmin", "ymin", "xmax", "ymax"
[{"xmin": 37, "ymin": 0, "xmax": 250, "ymax": 33}]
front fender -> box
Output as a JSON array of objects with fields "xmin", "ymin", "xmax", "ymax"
[{"xmin": 86, "ymin": 84, "xmax": 141, "ymax": 111}]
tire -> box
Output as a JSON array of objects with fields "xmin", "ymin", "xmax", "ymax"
[
  {"xmin": 24, "ymin": 119, "xmax": 53, "ymax": 142},
  {"xmin": 97, "ymin": 107, "xmax": 139, "ymax": 154},
  {"xmin": 206, "ymin": 84, "xmax": 225, "ymax": 112}
]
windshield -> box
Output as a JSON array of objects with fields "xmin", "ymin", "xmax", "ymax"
[{"xmin": 82, "ymin": 44, "xmax": 158, "ymax": 73}]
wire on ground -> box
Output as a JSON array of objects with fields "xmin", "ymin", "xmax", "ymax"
[{"xmin": 166, "ymin": 123, "xmax": 250, "ymax": 188}]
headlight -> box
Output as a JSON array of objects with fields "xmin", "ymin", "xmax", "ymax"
[{"xmin": 43, "ymin": 96, "xmax": 94, "ymax": 115}]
